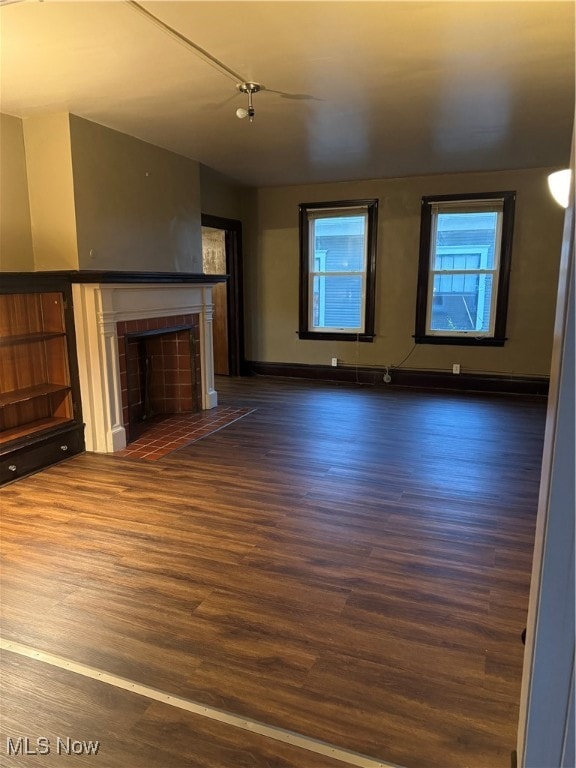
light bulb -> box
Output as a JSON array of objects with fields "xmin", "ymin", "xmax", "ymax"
[
  {"xmin": 236, "ymin": 107, "xmax": 248, "ymax": 119},
  {"xmin": 548, "ymin": 169, "xmax": 572, "ymax": 208}
]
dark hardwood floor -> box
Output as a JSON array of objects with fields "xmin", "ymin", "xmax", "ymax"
[{"xmin": 0, "ymin": 376, "xmax": 546, "ymax": 768}]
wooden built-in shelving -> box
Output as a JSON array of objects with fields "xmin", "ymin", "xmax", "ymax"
[
  {"xmin": 0, "ymin": 416, "xmax": 74, "ymax": 445},
  {"xmin": 0, "ymin": 280, "xmax": 84, "ymax": 483},
  {"xmin": 0, "ymin": 331, "xmax": 66, "ymax": 346},
  {"xmin": 0, "ymin": 383, "xmax": 72, "ymax": 409}
]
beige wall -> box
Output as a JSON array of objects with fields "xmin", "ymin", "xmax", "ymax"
[
  {"xmin": 245, "ymin": 168, "xmax": 565, "ymax": 377},
  {"xmin": 0, "ymin": 114, "xmax": 35, "ymax": 271},
  {"xmin": 0, "ymin": 111, "xmax": 564, "ymax": 380},
  {"xmin": 70, "ymin": 115, "xmax": 202, "ymax": 272},
  {"xmin": 199, "ymin": 164, "xmax": 245, "ymax": 222},
  {"xmin": 22, "ymin": 113, "xmax": 79, "ymax": 270}
]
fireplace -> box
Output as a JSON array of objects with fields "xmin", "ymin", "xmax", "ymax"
[
  {"xmin": 71, "ymin": 278, "xmax": 220, "ymax": 453},
  {"xmin": 118, "ymin": 316, "xmax": 202, "ymax": 442}
]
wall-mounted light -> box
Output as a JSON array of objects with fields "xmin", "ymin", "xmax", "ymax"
[
  {"xmin": 548, "ymin": 169, "xmax": 572, "ymax": 208},
  {"xmin": 236, "ymin": 82, "xmax": 261, "ymax": 123}
]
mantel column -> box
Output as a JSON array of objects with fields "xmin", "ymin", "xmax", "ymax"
[
  {"xmin": 72, "ymin": 283, "xmax": 127, "ymax": 452},
  {"xmin": 200, "ymin": 287, "xmax": 218, "ymax": 409}
]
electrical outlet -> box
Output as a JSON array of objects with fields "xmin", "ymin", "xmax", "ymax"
[
  {"xmin": 452, "ymin": 363, "xmax": 461, "ymax": 374},
  {"xmin": 331, "ymin": 357, "xmax": 338, "ymax": 367}
]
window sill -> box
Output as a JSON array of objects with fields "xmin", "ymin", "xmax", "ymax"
[
  {"xmin": 414, "ymin": 335, "xmax": 506, "ymax": 347},
  {"xmin": 298, "ymin": 331, "xmax": 375, "ymax": 342}
]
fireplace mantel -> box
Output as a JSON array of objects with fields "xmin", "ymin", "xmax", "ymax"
[
  {"xmin": 71, "ymin": 278, "xmax": 221, "ymax": 453},
  {"xmin": 11, "ymin": 270, "xmax": 228, "ymax": 285}
]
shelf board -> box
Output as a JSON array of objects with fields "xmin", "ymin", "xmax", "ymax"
[
  {"xmin": 0, "ymin": 383, "xmax": 71, "ymax": 408},
  {"xmin": 0, "ymin": 416, "xmax": 74, "ymax": 445},
  {"xmin": 0, "ymin": 331, "xmax": 66, "ymax": 346}
]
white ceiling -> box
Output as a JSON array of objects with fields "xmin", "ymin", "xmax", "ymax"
[{"xmin": 1, "ymin": 1, "xmax": 574, "ymax": 187}]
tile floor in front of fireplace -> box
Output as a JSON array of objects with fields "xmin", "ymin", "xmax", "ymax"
[{"xmin": 115, "ymin": 406, "xmax": 255, "ymax": 461}]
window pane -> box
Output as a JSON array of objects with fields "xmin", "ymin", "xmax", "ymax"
[
  {"xmin": 312, "ymin": 275, "xmax": 363, "ymax": 329},
  {"xmin": 312, "ymin": 216, "xmax": 366, "ymax": 272},
  {"xmin": 430, "ymin": 273, "xmax": 494, "ymax": 332},
  {"xmin": 416, "ymin": 192, "xmax": 514, "ymax": 344},
  {"xmin": 300, "ymin": 199, "xmax": 377, "ymax": 340},
  {"xmin": 433, "ymin": 212, "xmax": 499, "ymax": 270}
]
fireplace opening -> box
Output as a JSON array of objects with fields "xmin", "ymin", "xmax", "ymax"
[{"xmin": 119, "ymin": 319, "xmax": 201, "ymax": 444}]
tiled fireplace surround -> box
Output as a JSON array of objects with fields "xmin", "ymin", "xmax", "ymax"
[
  {"xmin": 72, "ymin": 281, "xmax": 218, "ymax": 453},
  {"xmin": 119, "ymin": 315, "xmax": 201, "ymax": 444}
]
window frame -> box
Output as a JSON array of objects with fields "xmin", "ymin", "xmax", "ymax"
[
  {"xmin": 298, "ymin": 199, "xmax": 378, "ymax": 342},
  {"xmin": 414, "ymin": 191, "xmax": 516, "ymax": 347}
]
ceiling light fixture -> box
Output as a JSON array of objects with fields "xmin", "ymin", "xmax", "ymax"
[
  {"xmin": 548, "ymin": 169, "xmax": 572, "ymax": 208},
  {"xmin": 236, "ymin": 82, "xmax": 261, "ymax": 123},
  {"xmin": 126, "ymin": 2, "xmax": 316, "ymax": 122}
]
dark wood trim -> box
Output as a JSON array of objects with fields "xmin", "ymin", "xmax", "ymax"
[
  {"xmin": 413, "ymin": 335, "xmax": 506, "ymax": 347},
  {"xmin": 298, "ymin": 199, "xmax": 378, "ymax": 340},
  {"xmin": 298, "ymin": 331, "xmax": 375, "ymax": 342},
  {"xmin": 414, "ymin": 191, "xmax": 516, "ymax": 346},
  {"xmin": 63, "ymin": 282, "xmax": 84, "ymax": 426},
  {"xmin": 245, "ymin": 360, "xmax": 549, "ymax": 396},
  {"xmin": 298, "ymin": 203, "xmax": 309, "ymax": 337},
  {"xmin": 202, "ymin": 214, "xmax": 245, "ymax": 377},
  {"xmin": 495, "ymin": 191, "xmax": 516, "ymax": 338},
  {"xmin": 0, "ymin": 271, "xmax": 227, "ymax": 284},
  {"xmin": 415, "ymin": 197, "xmax": 433, "ymax": 336},
  {"xmin": 201, "ymin": 214, "xmax": 244, "ymax": 377}
]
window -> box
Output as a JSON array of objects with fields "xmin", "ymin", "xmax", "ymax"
[
  {"xmin": 415, "ymin": 192, "xmax": 515, "ymax": 346},
  {"xmin": 299, "ymin": 199, "xmax": 378, "ymax": 341}
]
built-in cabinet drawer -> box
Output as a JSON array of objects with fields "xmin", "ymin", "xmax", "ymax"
[{"xmin": 0, "ymin": 425, "xmax": 84, "ymax": 485}]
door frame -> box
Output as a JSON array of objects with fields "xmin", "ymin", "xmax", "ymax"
[
  {"xmin": 201, "ymin": 214, "xmax": 245, "ymax": 377},
  {"xmin": 517, "ymin": 150, "xmax": 574, "ymax": 766}
]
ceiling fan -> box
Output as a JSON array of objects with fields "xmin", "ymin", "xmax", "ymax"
[{"xmin": 125, "ymin": 0, "xmax": 319, "ymax": 122}]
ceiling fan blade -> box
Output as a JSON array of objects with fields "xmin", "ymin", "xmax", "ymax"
[
  {"xmin": 207, "ymin": 91, "xmax": 242, "ymax": 110},
  {"xmin": 261, "ymin": 87, "xmax": 322, "ymax": 102}
]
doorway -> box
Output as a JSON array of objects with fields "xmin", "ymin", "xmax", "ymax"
[{"xmin": 201, "ymin": 214, "xmax": 245, "ymax": 377}]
